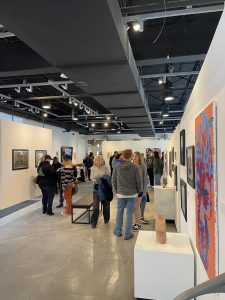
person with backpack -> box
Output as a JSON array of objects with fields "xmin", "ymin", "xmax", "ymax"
[
  {"xmin": 90, "ymin": 155, "xmax": 112, "ymax": 228},
  {"xmin": 86, "ymin": 152, "xmax": 94, "ymax": 181}
]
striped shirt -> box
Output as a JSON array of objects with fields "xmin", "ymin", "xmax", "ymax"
[{"xmin": 60, "ymin": 167, "xmax": 74, "ymax": 190}]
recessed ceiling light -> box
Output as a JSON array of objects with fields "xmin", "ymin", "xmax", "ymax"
[
  {"xmin": 43, "ymin": 112, "xmax": 48, "ymax": 117},
  {"xmin": 106, "ymin": 116, "xmax": 110, "ymax": 120},
  {"xmin": 104, "ymin": 122, "xmax": 108, "ymax": 127},
  {"xmin": 91, "ymin": 123, "xmax": 95, "ymax": 127}
]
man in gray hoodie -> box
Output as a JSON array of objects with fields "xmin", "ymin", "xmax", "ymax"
[{"xmin": 112, "ymin": 149, "xmax": 143, "ymax": 240}]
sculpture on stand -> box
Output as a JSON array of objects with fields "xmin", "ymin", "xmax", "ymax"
[{"xmin": 155, "ymin": 214, "xmax": 167, "ymax": 244}]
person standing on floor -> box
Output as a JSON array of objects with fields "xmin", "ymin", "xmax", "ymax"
[
  {"xmin": 153, "ymin": 151, "xmax": 163, "ymax": 186},
  {"xmin": 90, "ymin": 156, "xmax": 112, "ymax": 228},
  {"xmin": 52, "ymin": 157, "xmax": 62, "ymax": 194},
  {"xmin": 113, "ymin": 149, "xmax": 142, "ymax": 240},
  {"xmin": 109, "ymin": 151, "xmax": 117, "ymax": 175},
  {"xmin": 86, "ymin": 152, "xmax": 94, "ymax": 181},
  {"xmin": 37, "ymin": 154, "xmax": 56, "ymax": 215},
  {"xmin": 132, "ymin": 151, "xmax": 149, "ymax": 231},
  {"xmin": 83, "ymin": 153, "xmax": 88, "ymax": 178},
  {"xmin": 146, "ymin": 149, "xmax": 154, "ymax": 188},
  {"xmin": 60, "ymin": 155, "xmax": 76, "ymax": 216}
]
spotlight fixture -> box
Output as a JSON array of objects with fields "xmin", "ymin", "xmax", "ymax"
[
  {"xmin": 15, "ymin": 87, "xmax": 21, "ymax": 93},
  {"xmin": 61, "ymin": 83, "xmax": 68, "ymax": 90},
  {"xmin": 164, "ymin": 90, "xmax": 174, "ymax": 101},
  {"xmin": 161, "ymin": 106, "xmax": 169, "ymax": 118},
  {"xmin": 91, "ymin": 123, "xmax": 95, "ymax": 127},
  {"xmin": 14, "ymin": 101, "xmax": 20, "ymax": 108},
  {"xmin": 159, "ymin": 121, "xmax": 163, "ymax": 125},
  {"xmin": 25, "ymin": 86, "xmax": 33, "ymax": 93},
  {"xmin": 71, "ymin": 109, "xmax": 79, "ymax": 121},
  {"xmin": 104, "ymin": 122, "xmax": 108, "ymax": 127},
  {"xmin": 43, "ymin": 112, "xmax": 48, "ymax": 117},
  {"xmin": 68, "ymin": 98, "xmax": 72, "ymax": 105},
  {"xmin": 132, "ymin": 21, "xmax": 144, "ymax": 32},
  {"xmin": 74, "ymin": 101, "xmax": 78, "ymax": 106},
  {"xmin": 106, "ymin": 115, "xmax": 110, "ymax": 120},
  {"xmin": 60, "ymin": 73, "xmax": 68, "ymax": 79},
  {"xmin": 158, "ymin": 78, "xmax": 163, "ymax": 85},
  {"xmin": 117, "ymin": 130, "xmax": 121, "ymax": 134},
  {"xmin": 42, "ymin": 100, "xmax": 51, "ymax": 109}
]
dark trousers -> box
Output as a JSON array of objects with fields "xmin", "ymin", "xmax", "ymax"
[
  {"xmin": 39, "ymin": 184, "xmax": 55, "ymax": 213},
  {"xmin": 110, "ymin": 167, "xmax": 113, "ymax": 176},
  {"xmin": 147, "ymin": 168, "xmax": 154, "ymax": 186},
  {"xmin": 91, "ymin": 190, "xmax": 110, "ymax": 226},
  {"xmin": 87, "ymin": 168, "xmax": 91, "ymax": 180}
]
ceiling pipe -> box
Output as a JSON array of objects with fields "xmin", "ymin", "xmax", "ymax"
[
  {"xmin": 140, "ymin": 71, "xmax": 199, "ymax": 79},
  {"xmin": 0, "ymin": 80, "xmax": 73, "ymax": 89}
]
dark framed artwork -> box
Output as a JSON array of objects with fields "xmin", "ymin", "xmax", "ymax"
[
  {"xmin": 169, "ymin": 151, "xmax": 172, "ymax": 177},
  {"xmin": 172, "ymin": 163, "xmax": 175, "ymax": 172},
  {"xmin": 12, "ymin": 149, "xmax": 29, "ymax": 170},
  {"xmin": 186, "ymin": 146, "xmax": 195, "ymax": 188},
  {"xmin": 35, "ymin": 150, "xmax": 47, "ymax": 167},
  {"xmin": 180, "ymin": 130, "xmax": 186, "ymax": 166},
  {"xmin": 180, "ymin": 179, "xmax": 187, "ymax": 221},
  {"xmin": 172, "ymin": 147, "xmax": 174, "ymax": 162},
  {"xmin": 174, "ymin": 165, "xmax": 178, "ymax": 191},
  {"xmin": 61, "ymin": 146, "xmax": 73, "ymax": 161}
]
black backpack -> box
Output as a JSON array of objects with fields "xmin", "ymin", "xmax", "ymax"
[{"xmin": 102, "ymin": 178, "xmax": 113, "ymax": 202}]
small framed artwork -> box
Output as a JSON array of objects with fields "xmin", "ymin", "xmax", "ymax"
[
  {"xmin": 61, "ymin": 146, "xmax": 73, "ymax": 161},
  {"xmin": 174, "ymin": 165, "xmax": 178, "ymax": 191},
  {"xmin": 12, "ymin": 149, "xmax": 29, "ymax": 170},
  {"xmin": 180, "ymin": 130, "xmax": 186, "ymax": 166},
  {"xmin": 186, "ymin": 146, "xmax": 195, "ymax": 188},
  {"xmin": 169, "ymin": 152, "xmax": 172, "ymax": 177},
  {"xmin": 35, "ymin": 150, "xmax": 47, "ymax": 167},
  {"xmin": 180, "ymin": 179, "xmax": 187, "ymax": 221},
  {"xmin": 172, "ymin": 147, "xmax": 174, "ymax": 162}
]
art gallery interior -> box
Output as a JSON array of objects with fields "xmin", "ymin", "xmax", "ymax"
[{"xmin": 0, "ymin": 1, "xmax": 225, "ymax": 299}]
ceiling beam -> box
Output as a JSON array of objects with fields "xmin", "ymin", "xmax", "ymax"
[
  {"xmin": 124, "ymin": 5, "xmax": 224, "ymax": 23},
  {"xmin": 0, "ymin": 67, "xmax": 59, "ymax": 78},
  {"xmin": 140, "ymin": 70, "xmax": 199, "ymax": 79},
  {"xmin": 121, "ymin": 0, "xmax": 224, "ymax": 15},
  {"xmin": 137, "ymin": 54, "xmax": 206, "ymax": 67},
  {"xmin": 0, "ymin": 80, "xmax": 73, "ymax": 89}
]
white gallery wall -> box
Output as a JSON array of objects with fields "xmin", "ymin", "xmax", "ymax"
[
  {"xmin": 167, "ymin": 9, "xmax": 225, "ymax": 299},
  {"xmin": 0, "ymin": 120, "xmax": 52, "ymax": 209},
  {"xmin": 102, "ymin": 138, "xmax": 168, "ymax": 163}
]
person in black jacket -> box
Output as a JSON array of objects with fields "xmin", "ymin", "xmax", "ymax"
[
  {"xmin": 86, "ymin": 152, "xmax": 94, "ymax": 181},
  {"xmin": 37, "ymin": 154, "xmax": 56, "ymax": 215}
]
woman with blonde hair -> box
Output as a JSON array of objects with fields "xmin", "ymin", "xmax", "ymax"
[
  {"xmin": 132, "ymin": 151, "xmax": 149, "ymax": 230},
  {"xmin": 90, "ymin": 155, "xmax": 111, "ymax": 228}
]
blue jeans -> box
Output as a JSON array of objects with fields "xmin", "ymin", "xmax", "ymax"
[
  {"xmin": 115, "ymin": 198, "xmax": 136, "ymax": 238},
  {"xmin": 140, "ymin": 193, "xmax": 147, "ymax": 218},
  {"xmin": 154, "ymin": 174, "xmax": 161, "ymax": 186}
]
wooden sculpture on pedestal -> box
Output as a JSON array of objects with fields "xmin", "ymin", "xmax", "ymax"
[{"xmin": 155, "ymin": 214, "xmax": 167, "ymax": 244}]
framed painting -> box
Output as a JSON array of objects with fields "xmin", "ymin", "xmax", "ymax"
[
  {"xmin": 35, "ymin": 150, "xmax": 47, "ymax": 167},
  {"xmin": 12, "ymin": 149, "xmax": 29, "ymax": 170},
  {"xmin": 174, "ymin": 165, "xmax": 178, "ymax": 191},
  {"xmin": 180, "ymin": 130, "xmax": 185, "ymax": 166},
  {"xmin": 195, "ymin": 102, "xmax": 217, "ymax": 279},
  {"xmin": 180, "ymin": 179, "xmax": 187, "ymax": 222},
  {"xmin": 186, "ymin": 146, "xmax": 195, "ymax": 188},
  {"xmin": 61, "ymin": 146, "xmax": 73, "ymax": 161},
  {"xmin": 169, "ymin": 151, "xmax": 172, "ymax": 177}
]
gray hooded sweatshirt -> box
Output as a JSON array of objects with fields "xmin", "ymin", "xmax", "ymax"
[{"xmin": 112, "ymin": 160, "xmax": 142, "ymax": 196}]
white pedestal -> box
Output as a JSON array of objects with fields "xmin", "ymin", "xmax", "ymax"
[
  {"xmin": 154, "ymin": 186, "xmax": 175, "ymax": 220},
  {"xmin": 134, "ymin": 231, "xmax": 194, "ymax": 300}
]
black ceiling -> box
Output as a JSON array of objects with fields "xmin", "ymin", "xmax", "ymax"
[{"xmin": 0, "ymin": 0, "xmax": 222, "ymax": 136}]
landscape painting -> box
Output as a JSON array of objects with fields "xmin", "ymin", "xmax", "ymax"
[{"xmin": 12, "ymin": 149, "xmax": 29, "ymax": 170}]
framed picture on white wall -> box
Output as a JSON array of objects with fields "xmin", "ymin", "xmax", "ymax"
[
  {"xmin": 180, "ymin": 130, "xmax": 185, "ymax": 166},
  {"xmin": 180, "ymin": 179, "xmax": 187, "ymax": 222},
  {"xmin": 12, "ymin": 149, "xmax": 29, "ymax": 170},
  {"xmin": 61, "ymin": 146, "xmax": 73, "ymax": 161},
  {"xmin": 186, "ymin": 146, "xmax": 195, "ymax": 188},
  {"xmin": 35, "ymin": 150, "xmax": 47, "ymax": 167}
]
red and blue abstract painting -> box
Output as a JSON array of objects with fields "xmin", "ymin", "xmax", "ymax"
[{"xmin": 195, "ymin": 102, "xmax": 217, "ymax": 279}]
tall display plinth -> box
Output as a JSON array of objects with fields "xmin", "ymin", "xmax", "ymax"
[
  {"xmin": 154, "ymin": 186, "xmax": 175, "ymax": 220},
  {"xmin": 134, "ymin": 231, "xmax": 194, "ymax": 300}
]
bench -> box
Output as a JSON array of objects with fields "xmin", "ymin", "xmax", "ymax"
[{"xmin": 71, "ymin": 195, "xmax": 93, "ymax": 224}]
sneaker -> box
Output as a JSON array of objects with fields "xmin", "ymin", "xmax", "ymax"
[
  {"xmin": 140, "ymin": 218, "xmax": 149, "ymax": 225},
  {"xmin": 61, "ymin": 211, "xmax": 69, "ymax": 216},
  {"xmin": 124, "ymin": 233, "xmax": 134, "ymax": 240},
  {"xmin": 46, "ymin": 211, "xmax": 54, "ymax": 216},
  {"xmin": 132, "ymin": 224, "xmax": 140, "ymax": 231},
  {"xmin": 56, "ymin": 203, "xmax": 63, "ymax": 208},
  {"xmin": 104, "ymin": 219, "xmax": 109, "ymax": 224},
  {"xmin": 113, "ymin": 230, "xmax": 122, "ymax": 237}
]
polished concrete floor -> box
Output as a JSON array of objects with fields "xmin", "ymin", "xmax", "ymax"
[{"xmin": 0, "ymin": 183, "xmax": 176, "ymax": 300}]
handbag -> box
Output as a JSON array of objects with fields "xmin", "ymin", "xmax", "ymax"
[
  {"xmin": 33, "ymin": 176, "xmax": 38, "ymax": 184},
  {"xmin": 72, "ymin": 182, "xmax": 79, "ymax": 195}
]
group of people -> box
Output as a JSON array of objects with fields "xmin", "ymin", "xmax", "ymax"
[{"xmin": 35, "ymin": 148, "xmax": 163, "ymax": 241}]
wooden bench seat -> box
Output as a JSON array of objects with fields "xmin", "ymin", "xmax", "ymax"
[{"xmin": 71, "ymin": 195, "xmax": 93, "ymax": 224}]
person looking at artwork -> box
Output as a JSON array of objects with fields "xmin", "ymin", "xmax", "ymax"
[
  {"xmin": 146, "ymin": 149, "xmax": 154, "ymax": 188},
  {"xmin": 86, "ymin": 152, "xmax": 94, "ymax": 181},
  {"xmin": 109, "ymin": 151, "xmax": 117, "ymax": 175},
  {"xmin": 83, "ymin": 153, "xmax": 88, "ymax": 178},
  {"xmin": 37, "ymin": 154, "xmax": 56, "ymax": 215},
  {"xmin": 153, "ymin": 151, "xmax": 163, "ymax": 186},
  {"xmin": 90, "ymin": 156, "xmax": 112, "ymax": 228},
  {"xmin": 113, "ymin": 152, "xmax": 122, "ymax": 166},
  {"xmin": 113, "ymin": 149, "xmax": 142, "ymax": 240},
  {"xmin": 52, "ymin": 157, "xmax": 62, "ymax": 194},
  {"xmin": 132, "ymin": 151, "xmax": 149, "ymax": 230},
  {"xmin": 60, "ymin": 155, "xmax": 76, "ymax": 216}
]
